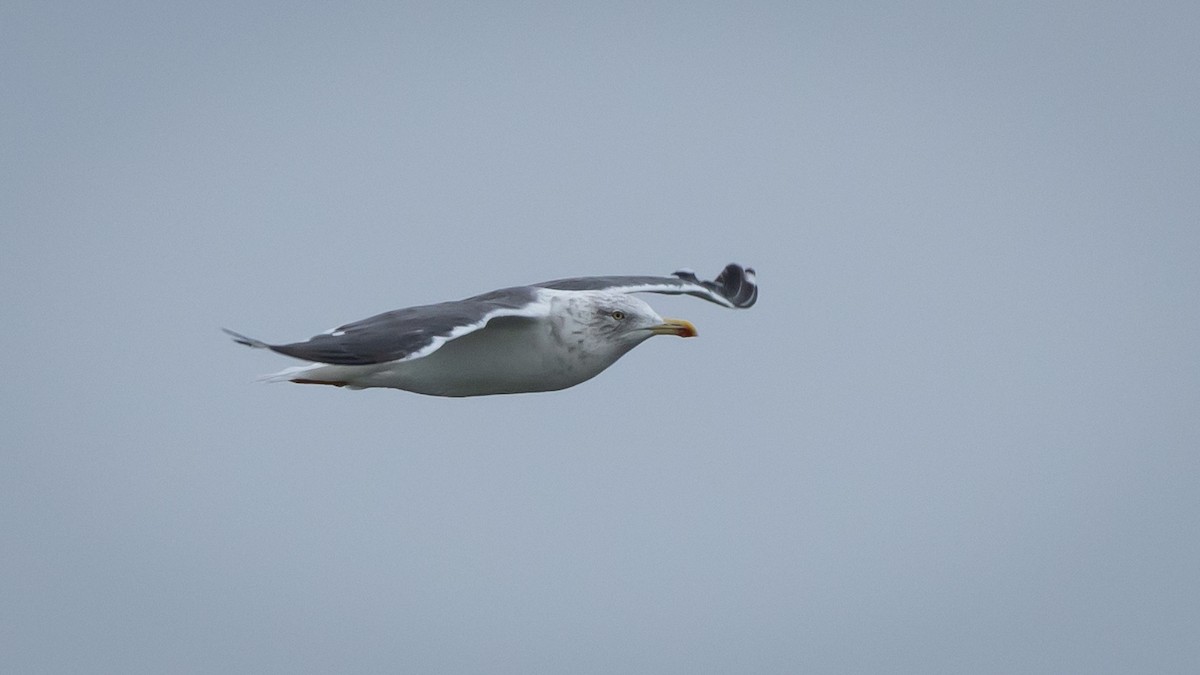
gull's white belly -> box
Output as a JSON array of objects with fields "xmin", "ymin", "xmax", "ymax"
[{"xmin": 325, "ymin": 318, "xmax": 622, "ymax": 396}]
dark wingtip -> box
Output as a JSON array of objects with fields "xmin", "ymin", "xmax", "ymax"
[
  {"xmin": 715, "ymin": 263, "xmax": 758, "ymax": 308},
  {"xmin": 676, "ymin": 263, "xmax": 757, "ymax": 308},
  {"xmin": 222, "ymin": 327, "xmax": 270, "ymax": 349}
]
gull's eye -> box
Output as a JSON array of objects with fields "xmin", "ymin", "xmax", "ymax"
[{"xmin": 610, "ymin": 310, "xmax": 625, "ymax": 320}]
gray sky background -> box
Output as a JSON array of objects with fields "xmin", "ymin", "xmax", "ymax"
[{"xmin": 3, "ymin": 1, "xmax": 1198, "ymax": 673}]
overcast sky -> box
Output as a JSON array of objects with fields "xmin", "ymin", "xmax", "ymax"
[{"xmin": 3, "ymin": 1, "xmax": 1199, "ymax": 673}]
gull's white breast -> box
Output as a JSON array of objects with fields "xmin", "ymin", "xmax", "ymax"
[{"xmin": 295, "ymin": 291, "xmax": 627, "ymax": 396}]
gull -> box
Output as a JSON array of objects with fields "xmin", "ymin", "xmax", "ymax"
[{"xmin": 225, "ymin": 263, "xmax": 756, "ymax": 397}]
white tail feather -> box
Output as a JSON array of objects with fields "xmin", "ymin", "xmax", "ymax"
[{"xmin": 258, "ymin": 364, "xmax": 322, "ymax": 383}]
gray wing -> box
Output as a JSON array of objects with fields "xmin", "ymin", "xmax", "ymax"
[
  {"xmin": 536, "ymin": 263, "xmax": 757, "ymax": 309},
  {"xmin": 223, "ymin": 286, "xmax": 550, "ymax": 366}
]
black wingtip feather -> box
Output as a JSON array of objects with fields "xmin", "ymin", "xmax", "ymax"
[
  {"xmin": 221, "ymin": 327, "xmax": 271, "ymax": 349},
  {"xmin": 677, "ymin": 263, "xmax": 757, "ymax": 308},
  {"xmin": 717, "ymin": 263, "xmax": 758, "ymax": 308}
]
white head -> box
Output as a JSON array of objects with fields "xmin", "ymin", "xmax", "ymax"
[
  {"xmin": 576, "ymin": 292, "xmax": 697, "ymax": 351},
  {"xmin": 535, "ymin": 290, "xmax": 700, "ymax": 386}
]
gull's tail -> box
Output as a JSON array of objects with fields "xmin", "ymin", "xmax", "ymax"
[
  {"xmin": 223, "ymin": 328, "xmax": 298, "ymax": 382},
  {"xmin": 224, "ymin": 328, "xmax": 358, "ymax": 387}
]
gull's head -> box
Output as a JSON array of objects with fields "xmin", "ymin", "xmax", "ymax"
[{"xmin": 583, "ymin": 293, "xmax": 697, "ymax": 348}]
